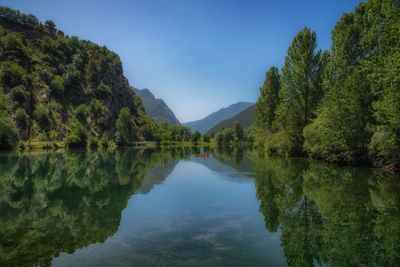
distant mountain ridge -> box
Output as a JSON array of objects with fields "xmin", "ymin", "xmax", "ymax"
[
  {"xmin": 133, "ymin": 88, "xmax": 180, "ymax": 125},
  {"xmin": 183, "ymin": 102, "xmax": 254, "ymax": 134},
  {"xmin": 207, "ymin": 104, "xmax": 255, "ymax": 135}
]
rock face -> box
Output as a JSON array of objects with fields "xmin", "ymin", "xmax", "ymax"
[
  {"xmin": 207, "ymin": 104, "xmax": 255, "ymax": 135},
  {"xmin": 133, "ymin": 88, "xmax": 181, "ymax": 125},
  {"xmin": 183, "ymin": 102, "xmax": 254, "ymax": 134}
]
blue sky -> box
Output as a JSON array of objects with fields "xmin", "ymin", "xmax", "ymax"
[{"xmin": 2, "ymin": 0, "xmax": 361, "ymax": 122}]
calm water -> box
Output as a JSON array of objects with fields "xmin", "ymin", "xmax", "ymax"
[{"xmin": 0, "ymin": 148, "xmax": 399, "ymax": 267}]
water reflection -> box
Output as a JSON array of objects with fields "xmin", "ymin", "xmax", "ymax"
[
  {"xmin": 0, "ymin": 148, "xmax": 192, "ymax": 266},
  {"xmin": 0, "ymin": 147, "xmax": 399, "ymax": 266},
  {"xmin": 253, "ymin": 156, "xmax": 400, "ymax": 266}
]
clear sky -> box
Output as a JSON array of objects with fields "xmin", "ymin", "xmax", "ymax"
[{"xmin": 2, "ymin": 0, "xmax": 361, "ymax": 122}]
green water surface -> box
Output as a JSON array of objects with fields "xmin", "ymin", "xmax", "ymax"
[{"xmin": 0, "ymin": 148, "xmax": 399, "ymax": 266}]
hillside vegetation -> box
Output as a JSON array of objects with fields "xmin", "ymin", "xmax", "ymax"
[
  {"xmin": 0, "ymin": 6, "xmax": 198, "ymax": 149},
  {"xmin": 255, "ymin": 0, "xmax": 400, "ymax": 169}
]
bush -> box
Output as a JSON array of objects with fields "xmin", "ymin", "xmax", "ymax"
[
  {"xmin": 203, "ymin": 135, "xmax": 210, "ymax": 143},
  {"xmin": 100, "ymin": 134, "xmax": 109, "ymax": 148},
  {"xmin": 33, "ymin": 104, "xmax": 51, "ymax": 133},
  {"xmin": 65, "ymin": 121, "xmax": 88, "ymax": 148},
  {"xmin": 191, "ymin": 131, "xmax": 201, "ymax": 143},
  {"xmin": 50, "ymin": 76, "xmax": 65, "ymax": 97},
  {"xmin": 15, "ymin": 108, "xmax": 29, "ymax": 133},
  {"xmin": 0, "ymin": 115, "xmax": 18, "ymax": 149},
  {"xmin": 0, "ymin": 62, "xmax": 27, "ymax": 88},
  {"xmin": 10, "ymin": 85, "xmax": 30, "ymax": 108}
]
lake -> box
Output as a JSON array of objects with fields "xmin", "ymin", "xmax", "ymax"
[{"xmin": 0, "ymin": 147, "xmax": 399, "ymax": 266}]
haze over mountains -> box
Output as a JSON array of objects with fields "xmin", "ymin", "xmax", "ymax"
[
  {"xmin": 133, "ymin": 87, "xmax": 255, "ymax": 133},
  {"xmin": 183, "ymin": 102, "xmax": 254, "ymax": 134}
]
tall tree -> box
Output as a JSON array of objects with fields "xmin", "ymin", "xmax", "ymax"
[
  {"xmin": 267, "ymin": 27, "xmax": 326, "ymax": 155},
  {"xmin": 255, "ymin": 66, "xmax": 280, "ymax": 130},
  {"xmin": 304, "ymin": 0, "xmax": 400, "ymax": 165}
]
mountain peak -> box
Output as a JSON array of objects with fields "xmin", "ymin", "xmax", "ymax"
[{"xmin": 132, "ymin": 88, "xmax": 181, "ymax": 125}]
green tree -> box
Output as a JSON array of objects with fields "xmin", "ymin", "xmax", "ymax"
[
  {"xmin": 303, "ymin": 0, "xmax": 400, "ymax": 164},
  {"xmin": 15, "ymin": 108, "xmax": 29, "ymax": 139},
  {"xmin": 255, "ymin": 66, "xmax": 280, "ymax": 129},
  {"xmin": 33, "ymin": 104, "xmax": 51, "ymax": 134},
  {"xmin": 270, "ymin": 28, "xmax": 326, "ymax": 155},
  {"xmin": 116, "ymin": 107, "xmax": 136, "ymax": 145},
  {"xmin": 44, "ymin": 20, "xmax": 56, "ymax": 34},
  {"xmin": 191, "ymin": 131, "xmax": 201, "ymax": 143},
  {"xmin": 0, "ymin": 114, "xmax": 18, "ymax": 149},
  {"xmin": 234, "ymin": 122, "xmax": 245, "ymax": 142}
]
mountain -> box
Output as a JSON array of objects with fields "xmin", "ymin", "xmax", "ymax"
[
  {"xmin": 0, "ymin": 6, "xmax": 156, "ymax": 148},
  {"xmin": 183, "ymin": 102, "xmax": 253, "ymax": 134},
  {"xmin": 132, "ymin": 88, "xmax": 180, "ymax": 125},
  {"xmin": 207, "ymin": 104, "xmax": 255, "ymax": 135}
]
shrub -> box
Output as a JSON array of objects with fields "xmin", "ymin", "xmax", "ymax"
[
  {"xmin": 33, "ymin": 104, "xmax": 51, "ymax": 133},
  {"xmin": 65, "ymin": 121, "xmax": 88, "ymax": 148},
  {"xmin": 0, "ymin": 115, "xmax": 18, "ymax": 149},
  {"xmin": 15, "ymin": 108, "xmax": 29, "ymax": 133}
]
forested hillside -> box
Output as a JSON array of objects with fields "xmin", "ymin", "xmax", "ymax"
[
  {"xmin": 0, "ymin": 7, "xmax": 202, "ymax": 149},
  {"xmin": 255, "ymin": 0, "xmax": 400, "ymax": 169}
]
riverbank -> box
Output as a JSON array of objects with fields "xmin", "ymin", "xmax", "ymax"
[{"xmin": 8, "ymin": 140, "xmax": 217, "ymax": 152}]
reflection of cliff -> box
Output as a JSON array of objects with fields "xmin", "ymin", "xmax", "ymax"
[
  {"xmin": 191, "ymin": 147, "xmax": 255, "ymax": 183},
  {"xmin": 253, "ymin": 156, "xmax": 400, "ymax": 267},
  {"xmin": 0, "ymin": 148, "xmax": 190, "ymax": 267},
  {"xmin": 139, "ymin": 161, "xmax": 178, "ymax": 194}
]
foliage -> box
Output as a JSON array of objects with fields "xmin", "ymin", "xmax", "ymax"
[
  {"xmin": 65, "ymin": 120, "xmax": 88, "ymax": 147},
  {"xmin": 191, "ymin": 131, "xmax": 201, "ymax": 143},
  {"xmin": 255, "ymin": 67, "xmax": 280, "ymax": 130},
  {"xmin": 115, "ymin": 107, "xmax": 136, "ymax": 145},
  {"xmin": 255, "ymin": 0, "xmax": 400, "ymax": 167},
  {"xmin": 0, "ymin": 113, "xmax": 18, "ymax": 149},
  {"xmin": 0, "ymin": 6, "xmax": 159, "ymax": 149}
]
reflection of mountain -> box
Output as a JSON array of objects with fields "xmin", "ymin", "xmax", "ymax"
[
  {"xmin": 191, "ymin": 155, "xmax": 254, "ymax": 184},
  {"xmin": 139, "ymin": 161, "xmax": 178, "ymax": 194},
  {"xmin": 0, "ymin": 148, "xmax": 190, "ymax": 267},
  {"xmin": 252, "ymin": 155, "xmax": 400, "ymax": 267}
]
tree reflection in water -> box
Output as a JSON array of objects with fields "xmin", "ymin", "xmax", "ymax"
[
  {"xmin": 0, "ymin": 148, "xmax": 192, "ymax": 266},
  {"xmin": 253, "ymin": 155, "xmax": 400, "ymax": 267}
]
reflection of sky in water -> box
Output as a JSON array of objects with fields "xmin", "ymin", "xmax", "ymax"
[{"xmin": 52, "ymin": 161, "xmax": 286, "ymax": 267}]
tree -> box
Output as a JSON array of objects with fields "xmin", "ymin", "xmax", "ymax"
[
  {"xmin": 0, "ymin": 114, "xmax": 18, "ymax": 149},
  {"xmin": 266, "ymin": 27, "xmax": 326, "ymax": 155},
  {"xmin": 255, "ymin": 67, "xmax": 280, "ymax": 129},
  {"xmin": 15, "ymin": 108, "xmax": 29, "ymax": 139},
  {"xmin": 234, "ymin": 122, "xmax": 245, "ymax": 142},
  {"xmin": 191, "ymin": 131, "xmax": 201, "ymax": 143},
  {"xmin": 33, "ymin": 104, "xmax": 51, "ymax": 134},
  {"xmin": 44, "ymin": 20, "xmax": 56, "ymax": 34},
  {"xmin": 223, "ymin": 128, "xmax": 235, "ymax": 146},
  {"xmin": 303, "ymin": 0, "xmax": 400, "ymax": 164},
  {"xmin": 116, "ymin": 107, "xmax": 135, "ymax": 145},
  {"xmin": 216, "ymin": 131, "xmax": 224, "ymax": 147},
  {"xmin": 65, "ymin": 120, "xmax": 88, "ymax": 148}
]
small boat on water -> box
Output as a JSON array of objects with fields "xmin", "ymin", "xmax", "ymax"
[{"xmin": 195, "ymin": 153, "xmax": 211, "ymax": 159}]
